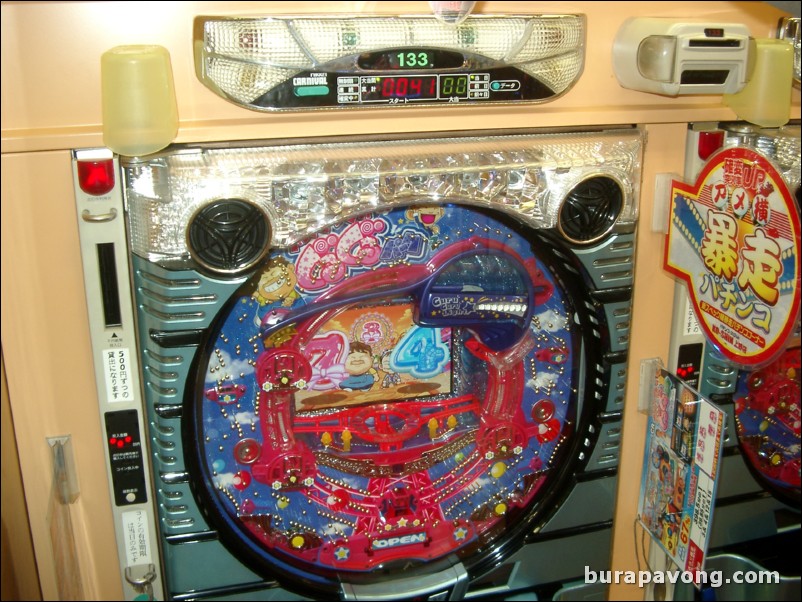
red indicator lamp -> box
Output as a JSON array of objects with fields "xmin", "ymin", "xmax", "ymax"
[
  {"xmin": 697, "ymin": 131, "xmax": 725, "ymax": 161},
  {"xmin": 109, "ymin": 435, "xmax": 133, "ymax": 448},
  {"xmin": 78, "ymin": 159, "xmax": 115, "ymax": 196}
]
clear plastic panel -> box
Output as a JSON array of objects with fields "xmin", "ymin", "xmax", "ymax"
[
  {"xmin": 294, "ymin": 19, "xmax": 412, "ymax": 64},
  {"xmin": 195, "ymin": 15, "xmax": 586, "ymax": 107},
  {"xmin": 509, "ymin": 16, "xmax": 584, "ymax": 62},
  {"xmin": 125, "ymin": 130, "xmax": 642, "ymax": 264},
  {"xmin": 518, "ymin": 50, "xmax": 584, "ymax": 94},
  {"xmin": 204, "ymin": 19, "xmax": 313, "ymax": 67},
  {"xmin": 205, "ymin": 57, "xmax": 296, "ymax": 105},
  {"xmin": 755, "ymin": 125, "xmax": 801, "ymax": 192}
]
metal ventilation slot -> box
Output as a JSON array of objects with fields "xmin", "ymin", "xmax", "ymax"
[
  {"xmin": 164, "ymin": 518, "xmax": 195, "ymax": 529},
  {"xmin": 595, "ymin": 454, "xmax": 618, "ymax": 464},
  {"xmin": 615, "ymin": 322, "xmax": 629, "ymax": 347},
  {"xmin": 139, "ymin": 287, "xmax": 218, "ymax": 305},
  {"xmin": 706, "ymin": 362, "xmax": 737, "ymax": 378},
  {"xmin": 593, "ymin": 256, "xmax": 632, "ymax": 270},
  {"xmin": 140, "ymin": 304, "xmax": 206, "ymax": 322},
  {"xmin": 164, "ymin": 531, "xmax": 220, "ymax": 545},
  {"xmin": 157, "ymin": 454, "xmax": 177, "ymax": 466},
  {"xmin": 573, "ymin": 232, "xmax": 636, "ymax": 291},
  {"xmin": 609, "ymin": 239, "xmax": 634, "ymax": 253},
  {"xmin": 700, "ymin": 348, "xmax": 738, "ymax": 397},
  {"xmin": 144, "ymin": 349, "xmax": 184, "ymax": 366},
  {"xmin": 599, "ymin": 269, "xmax": 633, "ymax": 283},
  {"xmin": 160, "ymin": 489, "xmax": 184, "ymax": 500},
  {"xmin": 150, "ymin": 422, "xmax": 175, "ymax": 436},
  {"xmin": 154, "ymin": 437, "xmax": 176, "ymax": 451},
  {"xmin": 144, "ymin": 365, "xmax": 179, "ymax": 381},
  {"xmin": 615, "ymin": 318, "xmax": 631, "ymax": 331},
  {"xmin": 147, "ymin": 382, "xmax": 178, "ymax": 396},
  {"xmin": 138, "ymin": 270, "xmax": 202, "ymax": 289}
]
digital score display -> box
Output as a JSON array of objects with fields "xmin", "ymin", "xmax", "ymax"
[
  {"xmin": 359, "ymin": 75, "xmax": 475, "ymax": 102},
  {"xmin": 356, "ymin": 48, "xmax": 465, "ymax": 70},
  {"xmin": 364, "ymin": 75, "xmax": 439, "ymax": 100},
  {"xmin": 255, "ymin": 52, "xmax": 557, "ymax": 108}
]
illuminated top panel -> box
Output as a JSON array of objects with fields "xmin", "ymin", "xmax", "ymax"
[{"xmin": 194, "ymin": 15, "xmax": 586, "ymax": 110}]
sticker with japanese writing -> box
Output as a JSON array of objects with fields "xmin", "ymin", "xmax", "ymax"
[
  {"xmin": 122, "ymin": 509, "xmax": 152, "ymax": 566},
  {"xmin": 664, "ymin": 147, "xmax": 801, "ymax": 368},
  {"xmin": 102, "ymin": 347, "xmax": 135, "ymax": 403}
]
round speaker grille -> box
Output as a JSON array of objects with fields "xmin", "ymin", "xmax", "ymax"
[
  {"xmin": 558, "ymin": 176, "xmax": 624, "ymax": 244},
  {"xmin": 188, "ymin": 199, "xmax": 270, "ymax": 274}
]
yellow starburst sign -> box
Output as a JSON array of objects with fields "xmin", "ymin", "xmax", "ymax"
[{"xmin": 664, "ymin": 147, "xmax": 800, "ymax": 367}]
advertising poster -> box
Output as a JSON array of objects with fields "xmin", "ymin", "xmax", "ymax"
[
  {"xmin": 664, "ymin": 147, "xmax": 801, "ymax": 368},
  {"xmin": 638, "ymin": 368, "xmax": 725, "ymax": 577}
]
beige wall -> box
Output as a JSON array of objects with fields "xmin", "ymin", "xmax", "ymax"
[
  {"xmin": 1, "ymin": 353, "xmax": 42, "ymax": 602},
  {"xmin": 2, "ymin": 2, "xmax": 799, "ymax": 600}
]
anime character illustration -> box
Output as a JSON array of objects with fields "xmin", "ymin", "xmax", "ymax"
[
  {"xmin": 380, "ymin": 349, "xmax": 401, "ymax": 389},
  {"xmin": 672, "ymin": 387, "xmax": 698, "ymax": 461},
  {"xmin": 339, "ymin": 341, "xmax": 377, "ymax": 391},
  {"xmin": 652, "ymin": 444, "xmax": 673, "ymax": 485},
  {"xmin": 406, "ymin": 205, "xmax": 446, "ymax": 237},
  {"xmin": 660, "ymin": 465, "xmax": 688, "ymax": 555},
  {"xmin": 252, "ymin": 257, "xmax": 300, "ymax": 307},
  {"xmin": 643, "ymin": 435, "xmax": 690, "ymax": 557},
  {"xmin": 651, "ymin": 374, "xmax": 671, "ymax": 435}
]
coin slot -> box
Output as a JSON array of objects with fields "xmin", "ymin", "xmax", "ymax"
[{"xmin": 97, "ymin": 242, "xmax": 123, "ymax": 327}]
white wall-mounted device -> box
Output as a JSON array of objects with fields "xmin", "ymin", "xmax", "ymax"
[{"xmin": 613, "ymin": 18, "xmax": 754, "ymax": 96}]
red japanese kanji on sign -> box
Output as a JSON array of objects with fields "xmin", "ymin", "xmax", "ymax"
[{"xmin": 664, "ymin": 147, "xmax": 800, "ymax": 367}]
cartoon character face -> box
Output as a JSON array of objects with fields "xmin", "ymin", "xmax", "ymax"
[
  {"xmin": 254, "ymin": 258, "xmax": 298, "ymax": 306},
  {"xmin": 406, "ymin": 206, "xmax": 445, "ymax": 233},
  {"xmin": 652, "ymin": 445, "xmax": 672, "ymax": 483},
  {"xmin": 345, "ymin": 343, "xmax": 373, "ymax": 376}
]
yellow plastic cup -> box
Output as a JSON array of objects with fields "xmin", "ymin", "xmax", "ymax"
[
  {"xmin": 724, "ymin": 38, "xmax": 794, "ymax": 128},
  {"xmin": 101, "ymin": 45, "xmax": 178, "ymax": 156}
]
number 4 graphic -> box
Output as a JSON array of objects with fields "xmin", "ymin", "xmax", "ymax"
[{"xmin": 390, "ymin": 326, "xmax": 449, "ymax": 379}]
